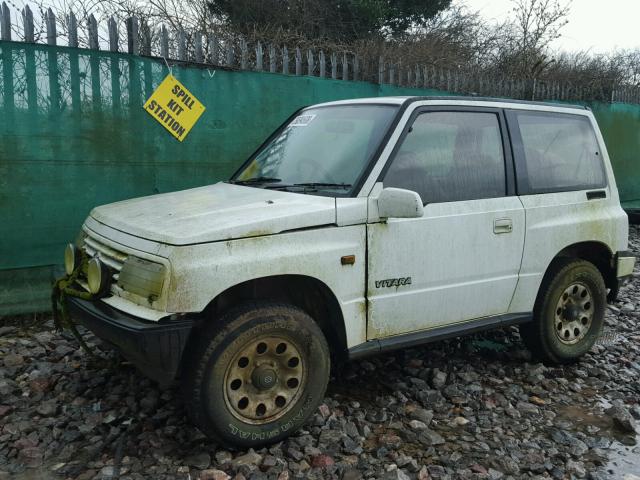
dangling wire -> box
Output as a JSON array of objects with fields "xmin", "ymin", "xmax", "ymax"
[{"xmin": 162, "ymin": 55, "xmax": 174, "ymax": 77}]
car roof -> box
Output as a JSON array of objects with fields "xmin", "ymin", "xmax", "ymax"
[{"xmin": 312, "ymin": 96, "xmax": 589, "ymax": 111}]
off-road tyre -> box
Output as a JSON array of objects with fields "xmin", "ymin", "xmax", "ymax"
[
  {"xmin": 182, "ymin": 302, "xmax": 330, "ymax": 448},
  {"xmin": 520, "ymin": 259, "xmax": 606, "ymax": 364}
]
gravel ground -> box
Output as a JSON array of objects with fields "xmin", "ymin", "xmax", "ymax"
[{"xmin": 1, "ymin": 226, "xmax": 640, "ymax": 480}]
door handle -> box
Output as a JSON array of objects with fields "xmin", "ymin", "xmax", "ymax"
[
  {"xmin": 494, "ymin": 218, "xmax": 513, "ymax": 234},
  {"xmin": 586, "ymin": 190, "xmax": 607, "ymax": 200}
]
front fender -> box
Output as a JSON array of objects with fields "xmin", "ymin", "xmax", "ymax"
[{"xmin": 165, "ymin": 225, "xmax": 367, "ymax": 348}]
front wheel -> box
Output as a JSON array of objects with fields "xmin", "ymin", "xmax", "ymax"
[
  {"xmin": 520, "ymin": 259, "xmax": 606, "ymax": 364},
  {"xmin": 183, "ymin": 303, "xmax": 330, "ymax": 448}
]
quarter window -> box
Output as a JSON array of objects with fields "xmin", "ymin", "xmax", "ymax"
[
  {"xmin": 383, "ymin": 111, "xmax": 506, "ymax": 203},
  {"xmin": 512, "ymin": 111, "xmax": 606, "ymax": 193}
]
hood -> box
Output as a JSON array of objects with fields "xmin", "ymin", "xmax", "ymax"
[{"xmin": 90, "ymin": 182, "xmax": 337, "ymax": 245}]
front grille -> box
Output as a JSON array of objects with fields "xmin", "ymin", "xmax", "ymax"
[{"xmin": 82, "ymin": 230, "xmax": 129, "ymax": 283}]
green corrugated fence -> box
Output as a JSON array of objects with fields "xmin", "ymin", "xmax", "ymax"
[{"xmin": 0, "ymin": 41, "xmax": 639, "ymax": 314}]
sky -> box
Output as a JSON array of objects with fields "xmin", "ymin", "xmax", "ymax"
[{"xmin": 464, "ymin": 0, "xmax": 640, "ymax": 53}]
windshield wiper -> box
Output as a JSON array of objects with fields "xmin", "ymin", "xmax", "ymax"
[
  {"xmin": 229, "ymin": 177, "xmax": 282, "ymax": 185},
  {"xmin": 290, "ymin": 182, "xmax": 352, "ymax": 190}
]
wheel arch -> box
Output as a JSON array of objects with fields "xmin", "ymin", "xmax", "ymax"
[
  {"xmin": 545, "ymin": 241, "xmax": 616, "ymax": 300},
  {"xmin": 184, "ymin": 274, "xmax": 348, "ymax": 366}
]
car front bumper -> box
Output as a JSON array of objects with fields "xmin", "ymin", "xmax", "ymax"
[{"xmin": 67, "ymin": 296, "xmax": 194, "ymax": 385}]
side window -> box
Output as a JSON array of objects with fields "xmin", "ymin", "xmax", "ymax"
[
  {"xmin": 512, "ymin": 111, "xmax": 606, "ymax": 193},
  {"xmin": 383, "ymin": 111, "xmax": 506, "ymax": 203}
]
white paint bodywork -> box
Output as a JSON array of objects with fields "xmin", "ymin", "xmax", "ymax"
[
  {"xmin": 367, "ymin": 197, "xmax": 525, "ymax": 338},
  {"xmin": 90, "ymin": 183, "xmax": 336, "ymax": 245},
  {"xmin": 79, "ymin": 97, "xmax": 631, "ymax": 351}
]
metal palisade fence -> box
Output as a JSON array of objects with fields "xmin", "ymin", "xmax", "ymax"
[{"xmin": 0, "ymin": 2, "xmax": 639, "ymax": 104}]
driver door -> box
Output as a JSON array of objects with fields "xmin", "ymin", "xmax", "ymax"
[{"xmin": 366, "ymin": 107, "xmax": 525, "ymax": 339}]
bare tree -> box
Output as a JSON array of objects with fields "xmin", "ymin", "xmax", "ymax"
[
  {"xmin": 6, "ymin": 0, "xmax": 639, "ymax": 94},
  {"xmin": 494, "ymin": 0, "xmax": 571, "ymax": 78}
]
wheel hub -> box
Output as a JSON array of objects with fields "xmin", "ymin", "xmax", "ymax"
[
  {"xmin": 223, "ymin": 336, "xmax": 305, "ymax": 424},
  {"xmin": 252, "ymin": 366, "xmax": 278, "ymax": 390},
  {"xmin": 563, "ymin": 304, "xmax": 581, "ymax": 322},
  {"xmin": 554, "ymin": 282, "xmax": 594, "ymax": 345}
]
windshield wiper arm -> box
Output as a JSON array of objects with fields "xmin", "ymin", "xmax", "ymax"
[
  {"xmin": 290, "ymin": 182, "xmax": 352, "ymax": 189},
  {"xmin": 229, "ymin": 177, "xmax": 282, "ymax": 185}
]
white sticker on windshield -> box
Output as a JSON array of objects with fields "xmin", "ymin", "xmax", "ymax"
[{"xmin": 290, "ymin": 114, "xmax": 316, "ymax": 127}]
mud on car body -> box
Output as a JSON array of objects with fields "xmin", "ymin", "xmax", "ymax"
[{"xmin": 58, "ymin": 96, "xmax": 636, "ymax": 447}]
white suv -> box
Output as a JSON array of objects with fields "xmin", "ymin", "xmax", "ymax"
[{"xmin": 59, "ymin": 97, "xmax": 636, "ymax": 447}]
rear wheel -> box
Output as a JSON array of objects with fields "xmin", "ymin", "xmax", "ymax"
[
  {"xmin": 520, "ymin": 259, "xmax": 606, "ymax": 364},
  {"xmin": 183, "ymin": 302, "xmax": 330, "ymax": 448}
]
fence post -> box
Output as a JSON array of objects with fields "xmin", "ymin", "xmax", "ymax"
[
  {"xmin": 256, "ymin": 41, "xmax": 263, "ymax": 71},
  {"xmin": 295, "ymin": 47, "xmax": 302, "ymax": 75},
  {"xmin": 47, "ymin": 26, "xmax": 60, "ymax": 112},
  {"xmin": 282, "ymin": 46, "xmax": 289, "ymax": 74},
  {"xmin": 195, "ymin": 32, "xmax": 203, "ymax": 62},
  {"xmin": 269, "ymin": 44, "xmax": 276, "ymax": 73},
  {"xmin": 108, "ymin": 17, "xmax": 118, "ymax": 52},
  {"xmin": 45, "ymin": 8, "xmax": 56, "ymax": 45},
  {"xmin": 226, "ymin": 40, "xmax": 234, "ymax": 67},
  {"xmin": 240, "ymin": 37, "xmax": 248, "ymax": 69},
  {"xmin": 1, "ymin": 2, "xmax": 11, "ymax": 41},
  {"xmin": 67, "ymin": 11, "xmax": 78, "ymax": 47},
  {"xmin": 307, "ymin": 49, "xmax": 313, "ymax": 76},
  {"xmin": 378, "ymin": 57, "xmax": 384, "ymax": 84},
  {"xmin": 178, "ymin": 28, "xmax": 186, "ymax": 61},
  {"xmin": 24, "ymin": 47, "xmax": 36, "ymax": 115},
  {"xmin": 127, "ymin": 16, "xmax": 139, "ymax": 55},
  {"xmin": 342, "ymin": 53, "xmax": 348, "ymax": 81},
  {"xmin": 90, "ymin": 53, "xmax": 101, "ymax": 110},
  {"xmin": 352, "ymin": 54, "xmax": 360, "ymax": 82},
  {"xmin": 160, "ymin": 25, "xmax": 169, "ymax": 58},
  {"xmin": 209, "ymin": 36, "xmax": 219, "ymax": 64},
  {"xmin": 88, "ymin": 14, "xmax": 99, "ymax": 50},
  {"xmin": 1, "ymin": 37, "xmax": 13, "ymax": 110},
  {"xmin": 531, "ymin": 78, "xmax": 537, "ymax": 101},
  {"xmin": 110, "ymin": 48, "xmax": 121, "ymax": 112},
  {"xmin": 128, "ymin": 39, "xmax": 141, "ymax": 108},
  {"xmin": 331, "ymin": 52, "xmax": 337, "ymax": 79},
  {"xmin": 140, "ymin": 20, "xmax": 152, "ymax": 55},
  {"xmin": 319, "ymin": 51, "xmax": 326, "ymax": 78},
  {"xmin": 23, "ymin": 5, "xmax": 34, "ymax": 43}
]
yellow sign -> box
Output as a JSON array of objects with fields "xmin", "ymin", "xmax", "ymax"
[{"xmin": 143, "ymin": 74, "xmax": 205, "ymax": 141}]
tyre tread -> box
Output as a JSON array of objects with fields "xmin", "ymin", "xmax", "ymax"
[
  {"xmin": 181, "ymin": 301, "xmax": 328, "ymax": 446},
  {"xmin": 520, "ymin": 258, "xmax": 605, "ymax": 364}
]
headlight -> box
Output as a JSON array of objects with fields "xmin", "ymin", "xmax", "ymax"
[
  {"xmin": 118, "ymin": 257, "xmax": 166, "ymax": 301},
  {"xmin": 64, "ymin": 243, "xmax": 81, "ymax": 275},
  {"xmin": 87, "ymin": 258, "xmax": 110, "ymax": 295}
]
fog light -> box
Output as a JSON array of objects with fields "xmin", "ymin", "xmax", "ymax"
[
  {"xmin": 87, "ymin": 258, "xmax": 109, "ymax": 295},
  {"xmin": 64, "ymin": 243, "xmax": 80, "ymax": 275}
]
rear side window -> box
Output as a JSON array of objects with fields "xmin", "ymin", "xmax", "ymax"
[
  {"xmin": 383, "ymin": 111, "xmax": 506, "ymax": 204},
  {"xmin": 510, "ymin": 111, "xmax": 606, "ymax": 193}
]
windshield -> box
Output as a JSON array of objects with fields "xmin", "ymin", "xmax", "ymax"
[{"xmin": 232, "ymin": 104, "xmax": 398, "ymax": 194}]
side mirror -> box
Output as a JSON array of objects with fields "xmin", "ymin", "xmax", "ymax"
[{"xmin": 377, "ymin": 188, "xmax": 424, "ymax": 219}]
